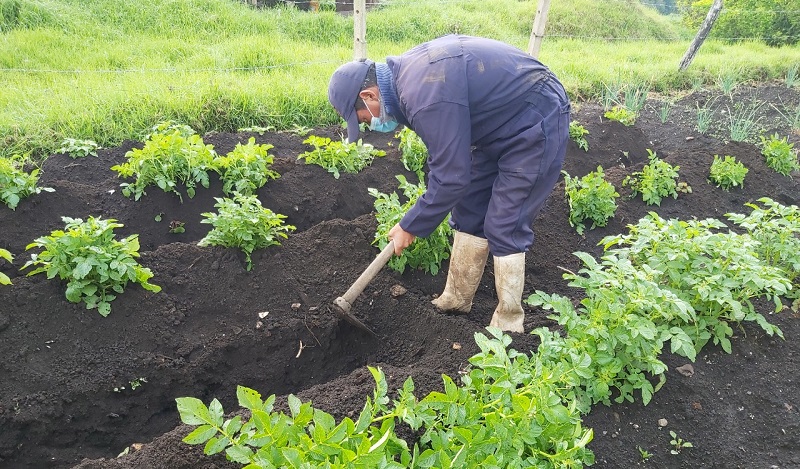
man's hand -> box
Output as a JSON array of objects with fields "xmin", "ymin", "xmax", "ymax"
[{"xmin": 388, "ymin": 223, "xmax": 416, "ymax": 256}]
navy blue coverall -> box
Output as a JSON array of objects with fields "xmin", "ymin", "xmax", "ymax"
[{"xmin": 386, "ymin": 35, "xmax": 571, "ymax": 256}]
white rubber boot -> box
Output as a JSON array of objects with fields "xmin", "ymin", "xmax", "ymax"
[
  {"xmin": 431, "ymin": 231, "xmax": 489, "ymax": 313},
  {"xmin": 489, "ymin": 252, "xmax": 526, "ymax": 332}
]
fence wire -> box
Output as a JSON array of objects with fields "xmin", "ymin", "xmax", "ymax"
[
  {"xmin": 273, "ymin": 0, "xmax": 800, "ymax": 14},
  {"xmin": 2, "ymin": 0, "xmax": 797, "ymax": 76}
]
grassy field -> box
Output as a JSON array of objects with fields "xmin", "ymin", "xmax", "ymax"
[{"xmin": 0, "ymin": 0, "xmax": 798, "ymax": 160}]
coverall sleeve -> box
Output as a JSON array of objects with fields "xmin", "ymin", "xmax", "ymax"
[{"xmin": 399, "ymin": 101, "xmax": 473, "ymax": 237}]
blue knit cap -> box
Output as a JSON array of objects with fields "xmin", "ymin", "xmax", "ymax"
[{"xmin": 375, "ymin": 63, "xmax": 401, "ymax": 119}]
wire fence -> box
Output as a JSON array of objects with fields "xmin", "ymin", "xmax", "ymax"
[
  {"xmin": 1, "ymin": 0, "xmax": 797, "ymax": 76},
  {"xmin": 272, "ymin": 0, "xmax": 800, "ymax": 14}
]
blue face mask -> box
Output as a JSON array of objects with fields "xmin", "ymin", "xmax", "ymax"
[{"xmin": 364, "ymin": 98, "xmax": 399, "ymax": 133}]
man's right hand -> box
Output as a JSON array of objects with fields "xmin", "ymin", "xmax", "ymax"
[{"xmin": 388, "ymin": 223, "xmax": 416, "ymax": 256}]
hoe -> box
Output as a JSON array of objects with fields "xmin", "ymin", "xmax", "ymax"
[{"xmin": 329, "ymin": 241, "xmax": 395, "ymax": 337}]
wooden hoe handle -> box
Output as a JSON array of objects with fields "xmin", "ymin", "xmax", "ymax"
[{"xmin": 334, "ymin": 241, "xmax": 395, "ymax": 313}]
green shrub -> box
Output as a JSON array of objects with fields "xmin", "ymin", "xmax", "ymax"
[
  {"xmin": 760, "ymin": 133, "xmax": 800, "ymax": 176},
  {"xmin": 599, "ymin": 214, "xmax": 788, "ymax": 355},
  {"xmin": 198, "ymin": 193, "xmax": 295, "ymax": 271},
  {"xmin": 144, "ymin": 121, "xmax": 196, "ymax": 140},
  {"xmin": 0, "ymin": 155, "xmax": 54, "ymax": 210},
  {"xmin": 297, "ymin": 136, "xmax": 385, "ymax": 179},
  {"xmin": 726, "ymin": 197, "xmax": 800, "ymax": 305},
  {"xmin": 563, "ymin": 167, "xmax": 619, "ymax": 235},
  {"xmin": 369, "ymin": 175, "xmax": 452, "ymax": 275},
  {"xmin": 604, "ymin": 105, "xmax": 637, "ymax": 126},
  {"xmin": 708, "ymin": 154, "xmax": 748, "ymax": 190},
  {"xmin": 396, "ymin": 127, "xmax": 427, "ymax": 180},
  {"xmin": 623, "ymin": 150, "xmax": 680, "ymax": 206},
  {"xmin": 0, "ymin": 248, "xmax": 12, "ymax": 285},
  {"xmin": 177, "ymin": 332, "xmax": 594, "ymax": 468},
  {"xmin": 214, "ymin": 137, "xmax": 280, "ymax": 196},
  {"xmin": 56, "ymin": 138, "xmax": 99, "ymax": 158},
  {"xmin": 569, "ymin": 121, "xmax": 590, "ymax": 151},
  {"xmin": 111, "ymin": 129, "xmax": 217, "ymax": 202},
  {"xmin": 680, "ymin": 0, "xmax": 799, "ymax": 47},
  {"xmin": 21, "ymin": 216, "xmax": 160, "ymax": 316}
]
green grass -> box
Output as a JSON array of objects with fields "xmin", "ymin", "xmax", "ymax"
[{"xmin": 0, "ymin": 0, "xmax": 798, "ymax": 160}]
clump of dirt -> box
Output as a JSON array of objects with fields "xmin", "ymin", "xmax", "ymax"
[{"xmin": 0, "ymin": 83, "xmax": 798, "ymax": 469}]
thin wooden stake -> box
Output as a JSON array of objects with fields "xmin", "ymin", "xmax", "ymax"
[
  {"xmin": 679, "ymin": 0, "xmax": 723, "ymax": 71},
  {"xmin": 527, "ymin": 0, "xmax": 551, "ymax": 59},
  {"xmin": 354, "ymin": 0, "xmax": 367, "ymax": 60}
]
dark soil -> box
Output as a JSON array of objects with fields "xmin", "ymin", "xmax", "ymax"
[{"xmin": 1, "ymin": 82, "xmax": 798, "ymax": 469}]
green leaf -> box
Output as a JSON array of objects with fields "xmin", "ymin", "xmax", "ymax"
[
  {"xmin": 176, "ymin": 397, "xmax": 212, "ymax": 426},
  {"xmin": 368, "ymin": 428, "xmax": 391, "ymax": 454},
  {"xmin": 65, "ymin": 283, "xmax": 83, "ymax": 303},
  {"xmin": 98, "ymin": 301, "xmax": 111, "ymax": 317},
  {"xmin": 226, "ymin": 445, "xmax": 254, "ymax": 464},
  {"xmin": 281, "ymin": 447, "xmax": 303, "ymax": 467},
  {"xmin": 237, "ymin": 386, "xmax": 263, "ymax": 410},
  {"xmin": 182, "ymin": 425, "xmax": 218, "ymax": 445},
  {"xmin": 204, "ymin": 436, "xmax": 230, "ymax": 455},
  {"xmin": 288, "ymin": 394, "xmax": 301, "ymax": 419},
  {"xmin": 5, "ymin": 193, "xmax": 20, "ymax": 209},
  {"xmin": 222, "ymin": 415, "xmax": 244, "ymax": 435},
  {"xmin": 354, "ymin": 401, "xmax": 373, "ymax": 434},
  {"xmin": 72, "ymin": 258, "xmax": 92, "ymax": 279},
  {"xmin": 209, "ymin": 399, "xmax": 225, "ymax": 427},
  {"xmin": 543, "ymin": 404, "xmax": 572, "ymax": 425},
  {"xmin": 313, "ymin": 409, "xmax": 336, "ymax": 433}
]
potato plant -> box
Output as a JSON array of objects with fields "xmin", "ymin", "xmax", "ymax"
[
  {"xmin": 622, "ymin": 149, "xmax": 680, "ymax": 206},
  {"xmin": 600, "ymin": 214, "xmax": 789, "ymax": 354},
  {"xmin": 56, "ymin": 138, "xmax": 99, "ymax": 158},
  {"xmin": 198, "ymin": 193, "xmax": 295, "ymax": 271},
  {"xmin": 214, "ymin": 137, "xmax": 280, "ymax": 196},
  {"xmin": 760, "ymin": 133, "xmax": 800, "ymax": 176},
  {"xmin": 396, "ymin": 127, "xmax": 427, "ymax": 180},
  {"xmin": 603, "ymin": 105, "xmax": 637, "ymax": 126},
  {"xmin": 21, "ymin": 216, "xmax": 161, "ymax": 316},
  {"xmin": 368, "ymin": 175, "xmax": 452, "ymax": 275},
  {"xmin": 563, "ymin": 167, "xmax": 619, "ymax": 235},
  {"xmin": 178, "ymin": 199, "xmax": 800, "ymax": 469},
  {"xmin": 0, "ymin": 248, "xmax": 12, "ymax": 285},
  {"xmin": 529, "ymin": 206, "xmax": 799, "ymax": 411},
  {"xmin": 111, "ymin": 129, "xmax": 217, "ymax": 202},
  {"xmin": 708, "ymin": 154, "xmax": 748, "ymax": 190},
  {"xmin": 0, "ymin": 155, "xmax": 54, "ymax": 210},
  {"xmin": 569, "ymin": 121, "xmax": 590, "ymax": 151},
  {"xmin": 177, "ymin": 332, "xmax": 594, "ymax": 468},
  {"xmin": 726, "ymin": 197, "xmax": 800, "ymax": 304},
  {"xmin": 144, "ymin": 120, "xmax": 196, "ymax": 140},
  {"xmin": 297, "ymin": 136, "xmax": 385, "ymax": 179}
]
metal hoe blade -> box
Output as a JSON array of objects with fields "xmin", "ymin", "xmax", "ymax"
[
  {"xmin": 328, "ymin": 303, "xmax": 377, "ymax": 337},
  {"xmin": 330, "ymin": 241, "xmax": 395, "ymax": 337}
]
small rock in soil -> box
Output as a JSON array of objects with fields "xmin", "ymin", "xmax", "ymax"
[
  {"xmin": 676, "ymin": 364, "xmax": 695, "ymax": 377},
  {"xmin": 390, "ymin": 284, "xmax": 407, "ymax": 297}
]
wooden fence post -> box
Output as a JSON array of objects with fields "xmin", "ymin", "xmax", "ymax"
[
  {"xmin": 527, "ymin": 0, "xmax": 551, "ymax": 59},
  {"xmin": 679, "ymin": 0, "xmax": 723, "ymax": 71},
  {"xmin": 354, "ymin": 0, "xmax": 367, "ymax": 60}
]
